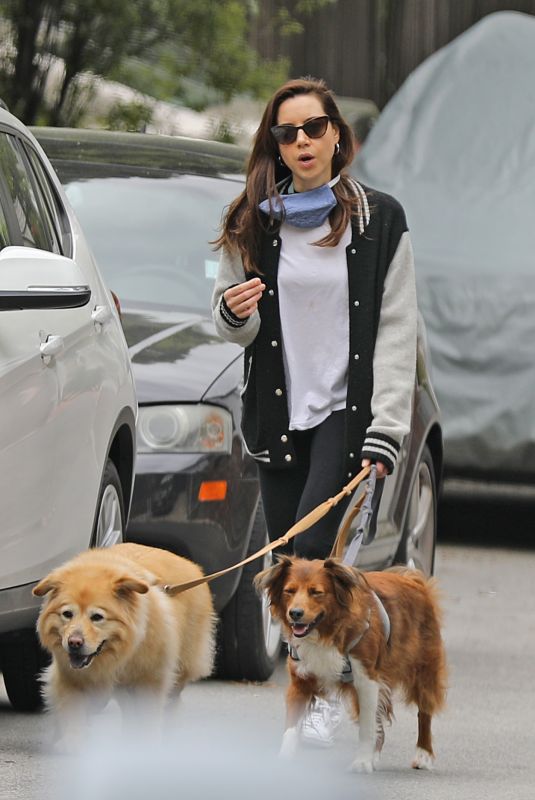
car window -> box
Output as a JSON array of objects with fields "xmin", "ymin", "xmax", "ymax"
[
  {"xmin": 0, "ymin": 132, "xmax": 59, "ymax": 252},
  {"xmin": 0, "ymin": 195, "xmax": 10, "ymax": 249},
  {"xmin": 59, "ymin": 170, "xmax": 241, "ymax": 312},
  {"xmin": 24, "ymin": 145, "xmax": 66, "ymax": 255}
]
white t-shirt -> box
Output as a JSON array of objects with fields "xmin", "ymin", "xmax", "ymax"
[{"xmin": 278, "ymin": 221, "xmax": 352, "ymax": 430}]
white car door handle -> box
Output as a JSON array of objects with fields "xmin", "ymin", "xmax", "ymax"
[
  {"xmin": 40, "ymin": 334, "xmax": 64, "ymax": 362},
  {"xmin": 91, "ymin": 305, "xmax": 112, "ymax": 326}
]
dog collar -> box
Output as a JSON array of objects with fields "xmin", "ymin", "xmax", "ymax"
[
  {"xmin": 287, "ymin": 643, "xmax": 356, "ymax": 684},
  {"xmin": 344, "ymin": 591, "xmax": 390, "ymax": 649}
]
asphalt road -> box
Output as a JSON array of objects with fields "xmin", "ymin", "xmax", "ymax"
[{"xmin": 2, "ymin": 498, "xmax": 535, "ymax": 800}]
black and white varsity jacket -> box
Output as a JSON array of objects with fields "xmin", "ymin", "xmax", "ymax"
[{"xmin": 211, "ymin": 182, "xmax": 417, "ymax": 476}]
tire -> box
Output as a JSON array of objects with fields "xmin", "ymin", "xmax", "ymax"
[
  {"xmin": 0, "ymin": 631, "xmax": 49, "ymax": 712},
  {"xmin": 395, "ymin": 444, "xmax": 437, "ymax": 576},
  {"xmin": 0, "ymin": 460, "xmax": 125, "ymax": 712},
  {"xmin": 92, "ymin": 458, "xmax": 125, "ymax": 548},
  {"xmin": 215, "ymin": 498, "xmax": 281, "ymax": 681}
]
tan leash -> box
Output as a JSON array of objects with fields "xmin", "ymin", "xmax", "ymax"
[{"xmin": 163, "ymin": 465, "xmax": 371, "ymax": 597}]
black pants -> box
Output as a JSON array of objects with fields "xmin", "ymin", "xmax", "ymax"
[{"xmin": 257, "ymin": 410, "xmax": 352, "ymax": 560}]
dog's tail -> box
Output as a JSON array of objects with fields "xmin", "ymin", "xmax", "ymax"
[
  {"xmin": 388, "ymin": 567, "xmax": 447, "ymax": 713},
  {"xmin": 385, "ymin": 565, "xmax": 428, "ymax": 584},
  {"xmin": 385, "ymin": 566, "xmax": 444, "ymax": 625}
]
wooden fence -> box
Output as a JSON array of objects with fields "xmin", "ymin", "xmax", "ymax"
[{"xmin": 250, "ymin": 0, "xmax": 535, "ymax": 107}]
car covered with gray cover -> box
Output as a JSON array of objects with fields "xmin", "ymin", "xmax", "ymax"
[{"xmin": 354, "ymin": 11, "xmax": 535, "ymax": 484}]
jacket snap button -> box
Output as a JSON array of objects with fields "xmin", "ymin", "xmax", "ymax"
[
  {"xmin": 272, "ymin": 239, "xmax": 278, "ymax": 247},
  {"xmin": 354, "ymin": 353, "xmax": 360, "ymax": 360},
  {"xmin": 268, "ymin": 289, "xmax": 274, "ymax": 296},
  {"xmin": 271, "ymin": 340, "xmax": 278, "ymax": 347},
  {"xmin": 351, "ymin": 405, "xmax": 358, "ymax": 411},
  {"xmin": 349, "ymin": 452, "xmax": 355, "ymax": 458},
  {"xmin": 354, "ymin": 300, "xmax": 360, "ymax": 307},
  {"xmin": 275, "ymin": 388, "xmax": 283, "ymax": 396},
  {"xmin": 285, "ymin": 454, "xmax": 292, "ymax": 462},
  {"xmin": 351, "ymin": 248, "xmax": 356, "ymax": 254},
  {"xmin": 281, "ymin": 434, "xmax": 288, "ymax": 442},
  {"xmin": 348, "ymin": 472, "xmax": 353, "ymax": 477}
]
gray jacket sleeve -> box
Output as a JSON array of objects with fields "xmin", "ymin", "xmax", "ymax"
[
  {"xmin": 362, "ymin": 231, "xmax": 417, "ymax": 469},
  {"xmin": 211, "ymin": 246, "xmax": 260, "ymax": 347}
]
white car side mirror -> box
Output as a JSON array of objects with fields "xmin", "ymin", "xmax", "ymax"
[{"xmin": 0, "ymin": 246, "xmax": 91, "ymax": 310}]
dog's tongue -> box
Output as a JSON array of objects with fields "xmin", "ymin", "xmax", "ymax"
[{"xmin": 292, "ymin": 623, "xmax": 309, "ymax": 637}]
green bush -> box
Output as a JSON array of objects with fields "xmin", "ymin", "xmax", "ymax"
[{"xmin": 105, "ymin": 100, "xmax": 153, "ymax": 132}]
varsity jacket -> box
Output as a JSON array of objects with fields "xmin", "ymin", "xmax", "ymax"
[{"xmin": 211, "ymin": 183, "xmax": 417, "ymax": 476}]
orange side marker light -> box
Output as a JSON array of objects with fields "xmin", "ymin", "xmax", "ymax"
[{"xmin": 198, "ymin": 480, "xmax": 228, "ymax": 502}]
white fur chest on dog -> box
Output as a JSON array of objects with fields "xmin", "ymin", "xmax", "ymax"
[{"xmin": 291, "ymin": 637, "xmax": 346, "ymax": 689}]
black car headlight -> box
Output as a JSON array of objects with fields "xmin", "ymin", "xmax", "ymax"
[{"xmin": 137, "ymin": 405, "xmax": 232, "ymax": 454}]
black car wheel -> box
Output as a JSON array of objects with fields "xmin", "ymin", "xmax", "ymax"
[
  {"xmin": 92, "ymin": 459, "xmax": 125, "ymax": 548},
  {"xmin": 0, "ymin": 631, "xmax": 49, "ymax": 711},
  {"xmin": 215, "ymin": 499, "xmax": 281, "ymax": 681},
  {"xmin": 395, "ymin": 444, "xmax": 437, "ymax": 576}
]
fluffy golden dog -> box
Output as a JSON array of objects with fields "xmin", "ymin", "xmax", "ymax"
[
  {"xmin": 33, "ymin": 543, "xmax": 216, "ymax": 747},
  {"xmin": 255, "ymin": 556, "xmax": 447, "ymax": 772}
]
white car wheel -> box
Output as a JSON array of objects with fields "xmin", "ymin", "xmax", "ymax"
[
  {"xmin": 261, "ymin": 548, "xmax": 283, "ymax": 661},
  {"xmin": 398, "ymin": 444, "xmax": 437, "ymax": 576},
  {"xmin": 93, "ymin": 459, "xmax": 125, "ymax": 548}
]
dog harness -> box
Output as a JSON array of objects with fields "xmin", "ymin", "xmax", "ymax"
[{"xmin": 288, "ymin": 590, "xmax": 391, "ymax": 684}]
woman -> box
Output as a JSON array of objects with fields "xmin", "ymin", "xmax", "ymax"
[
  {"xmin": 212, "ymin": 75, "xmax": 417, "ymax": 744},
  {"xmin": 213, "ymin": 74, "xmax": 416, "ymax": 548}
]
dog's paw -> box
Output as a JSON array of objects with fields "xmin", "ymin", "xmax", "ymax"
[
  {"xmin": 411, "ymin": 747, "xmax": 435, "ymax": 770},
  {"xmin": 52, "ymin": 735, "xmax": 83, "ymax": 756},
  {"xmin": 279, "ymin": 727, "xmax": 299, "ymax": 760},
  {"xmin": 348, "ymin": 753, "xmax": 375, "ymax": 773}
]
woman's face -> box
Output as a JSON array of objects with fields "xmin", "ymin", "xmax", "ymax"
[{"xmin": 275, "ymin": 93, "xmax": 340, "ymax": 192}]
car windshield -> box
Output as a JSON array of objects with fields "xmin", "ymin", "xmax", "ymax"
[{"xmin": 58, "ymin": 165, "xmax": 242, "ymax": 313}]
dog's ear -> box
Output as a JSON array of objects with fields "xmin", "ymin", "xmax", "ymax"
[
  {"xmin": 33, "ymin": 574, "xmax": 62, "ymax": 597},
  {"xmin": 323, "ymin": 559, "xmax": 364, "ymax": 608},
  {"xmin": 113, "ymin": 575, "xmax": 150, "ymax": 598},
  {"xmin": 253, "ymin": 554, "xmax": 292, "ymax": 602}
]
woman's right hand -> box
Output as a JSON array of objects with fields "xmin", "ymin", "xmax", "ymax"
[{"xmin": 224, "ymin": 278, "xmax": 266, "ymax": 319}]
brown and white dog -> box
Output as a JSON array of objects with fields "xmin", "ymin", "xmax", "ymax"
[
  {"xmin": 255, "ymin": 556, "xmax": 447, "ymax": 772},
  {"xmin": 33, "ymin": 543, "xmax": 216, "ymax": 750}
]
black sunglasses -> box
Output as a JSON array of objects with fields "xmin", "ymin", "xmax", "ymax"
[{"xmin": 271, "ymin": 115, "xmax": 330, "ymax": 145}]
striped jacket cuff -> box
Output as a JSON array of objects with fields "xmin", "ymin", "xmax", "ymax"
[
  {"xmin": 219, "ymin": 295, "xmax": 247, "ymax": 328},
  {"xmin": 361, "ymin": 432, "xmax": 400, "ymax": 474}
]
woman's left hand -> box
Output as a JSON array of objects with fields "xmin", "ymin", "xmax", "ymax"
[{"xmin": 361, "ymin": 458, "xmax": 388, "ymax": 479}]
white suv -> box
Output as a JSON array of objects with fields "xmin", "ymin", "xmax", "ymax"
[{"xmin": 0, "ymin": 107, "xmax": 137, "ymax": 710}]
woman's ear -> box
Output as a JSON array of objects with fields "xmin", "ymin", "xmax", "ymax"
[{"xmin": 331, "ymin": 122, "xmax": 340, "ymax": 144}]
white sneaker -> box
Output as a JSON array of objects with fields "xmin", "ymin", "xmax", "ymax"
[{"xmin": 300, "ymin": 697, "xmax": 343, "ymax": 748}]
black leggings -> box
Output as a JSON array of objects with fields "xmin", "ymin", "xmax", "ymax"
[{"xmin": 257, "ymin": 410, "xmax": 352, "ymax": 560}]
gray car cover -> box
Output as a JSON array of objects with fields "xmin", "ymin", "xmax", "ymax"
[{"xmin": 354, "ymin": 11, "xmax": 535, "ymax": 479}]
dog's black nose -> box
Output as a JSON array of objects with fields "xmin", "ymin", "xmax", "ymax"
[
  {"xmin": 68, "ymin": 635, "xmax": 84, "ymax": 650},
  {"xmin": 289, "ymin": 607, "xmax": 304, "ymax": 621}
]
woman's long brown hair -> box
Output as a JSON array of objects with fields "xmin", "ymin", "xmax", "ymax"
[{"xmin": 214, "ymin": 77, "xmax": 361, "ymax": 273}]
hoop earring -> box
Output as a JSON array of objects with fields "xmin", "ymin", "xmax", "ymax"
[
  {"xmin": 334, "ymin": 142, "xmax": 340, "ymax": 156},
  {"xmin": 278, "ymin": 155, "xmax": 284, "ymax": 165}
]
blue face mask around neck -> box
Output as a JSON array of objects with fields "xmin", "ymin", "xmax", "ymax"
[{"xmin": 258, "ymin": 175, "xmax": 340, "ymax": 229}]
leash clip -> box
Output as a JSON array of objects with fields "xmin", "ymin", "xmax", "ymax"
[{"xmin": 342, "ymin": 464, "xmax": 379, "ymax": 566}]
